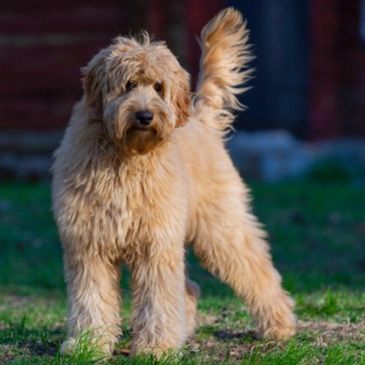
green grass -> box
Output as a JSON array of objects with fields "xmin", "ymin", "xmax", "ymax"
[{"xmin": 0, "ymin": 182, "xmax": 365, "ymax": 364}]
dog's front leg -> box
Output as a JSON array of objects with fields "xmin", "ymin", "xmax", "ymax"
[
  {"xmin": 61, "ymin": 253, "xmax": 121, "ymax": 356},
  {"xmin": 130, "ymin": 242, "xmax": 187, "ymax": 357}
]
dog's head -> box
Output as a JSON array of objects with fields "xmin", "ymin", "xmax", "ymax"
[{"xmin": 81, "ymin": 34, "xmax": 191, "ymax": 155}]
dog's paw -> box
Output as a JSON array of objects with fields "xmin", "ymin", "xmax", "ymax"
[
  {"xmin": 60, "ymin": 336, "xmax": 114, "ymax": 357},
  {"xmin": 60, "ymin": 338, "xmax": 77, "ymax": 354},
  {"xmin": 256, "ymin": 295, "xmax": 297, "ymax": 341},
  {"xmin": 130, "ymin": 342, "xmax": 181, "ymax": 359},
  {"xmin": 258, "ymin": 321, "xmax": 296, "ymax": 341},
  {"xmin": 257, "ymin": 309, "xmax": 296, "ymax": 340}
]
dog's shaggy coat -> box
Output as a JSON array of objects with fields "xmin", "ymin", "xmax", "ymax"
[{"xmin": 52, "ymin": 8, "xmax": 296, "ymax": 357}]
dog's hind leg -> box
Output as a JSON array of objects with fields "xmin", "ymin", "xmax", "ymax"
[
  {"xmin": 61, "ymin": 254, "xmax": 121, "ymax": 355},
  {"xmin": 185, "ymin": 275, "xmax": 200, "ymax": 336},
  {"xmin": 193, "ymin": 185, "xmax": 296, "ymax": 340}
]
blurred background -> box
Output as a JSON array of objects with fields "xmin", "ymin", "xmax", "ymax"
[{"xmin": 0, "ymin": 0, "xmax": 365, "ymax": 181}]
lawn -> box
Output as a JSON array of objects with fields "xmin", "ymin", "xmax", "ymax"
[{"xmin": 0, "ymin": 182, "xmax": 364, "ymax": 364}]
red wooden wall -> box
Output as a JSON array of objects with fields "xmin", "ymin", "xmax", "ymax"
[
  {"xmin": 0, "ymin": 0, "xmax": 222, "ymax": 131},
  {"xmin": 0, "ymin": 1, "xmax": 130, "ymax": 129},
  {"xmin": 2, "ymin": 1, "xmax": 364, "ymax": 137},
  {"xmin": 310, "ymin": 0, "xmax": 365, "ymax": 138}
]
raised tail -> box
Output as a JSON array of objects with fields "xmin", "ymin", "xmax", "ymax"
[{"xmin": 193, "ymin": 8, "xmax": 253, "ymax": 134}]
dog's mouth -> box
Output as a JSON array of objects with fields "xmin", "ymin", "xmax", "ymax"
[
  {"xmin": 121, "ymin": 124, "xmax": 161, "ymax": 155},
  {"xmin": 128, "ymin": 125, "xmax": 157, "ymax": 135},
  {"xmin": 130, "ymin": 126, "xmax": 151, "ymax": 132}
]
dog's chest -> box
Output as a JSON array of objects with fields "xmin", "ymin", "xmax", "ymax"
[
  {"xmin": 64, "ymin": 152, "xmax": 188, "ymax": 260},
  {"xmin": 94, "ymin": 170, "xmax": 169, "ymax": 251}
]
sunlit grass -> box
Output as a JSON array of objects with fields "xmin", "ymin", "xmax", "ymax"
[{"xmin": 1, "ymin": 182, "xmax": 364, "ymax": 364}]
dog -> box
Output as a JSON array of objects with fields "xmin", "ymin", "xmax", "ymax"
[{"xmin": 52, "ymin": 7, "xmax": 296, "ymax": 357}]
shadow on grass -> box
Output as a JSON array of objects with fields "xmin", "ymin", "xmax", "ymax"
[
  {"xmin": 0, "ymin": 318, "xmax": 63, "ymax": 357},
  {"xmin": 213, "ymin": 329, "xmax": 257, "ymax": 341}
]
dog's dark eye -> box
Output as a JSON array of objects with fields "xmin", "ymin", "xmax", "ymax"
[
  {"xmin": 126, "ymin": 80, "xmax": 137, "ymax": 92},
  {"xmin": 153, "ymin": 82, "xmax": 163, "ymax": 94}
]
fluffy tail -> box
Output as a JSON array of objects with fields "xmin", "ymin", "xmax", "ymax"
[{"xmin": 193, "ymin": 8, "xmax": 253, "ymax": 134}]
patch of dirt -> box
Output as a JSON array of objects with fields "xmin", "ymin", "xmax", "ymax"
[
  {"xmin": 0, "ymin": 293, "xmax": 62, "ymax": 310},
  {"xmin": 298, "ymin": 319, "xmax": 365, "ymax": 344},
  {"xmin": 187, "ymin": 336, "xmax": 281, "ymax": 362},
  {"xmin": 214, "ymin": 329, "xmax": 257, "ymax": 340},
  {"xmin": 0, "ymin": 344, "xmax": 16, "ymax": 364},
  {"xmin": 186, "ymin": 316, "xmax": 365, "ymax": 362},
  {"xmin": 197, "ymin": 312, "xmax": 222, "ymax": 326},
  {"xmin": 0, "ymin": 294, "xmax": 30, "ymax": 309}
]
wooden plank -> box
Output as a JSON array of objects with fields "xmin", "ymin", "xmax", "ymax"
[
  {"xmin": 310, "ymin": 0, "xmax": 365, "ymax": 138},
  {"xmin": 0, "ymin": 0, "xmax": 119, "ymax": 12},
  {"xmin": 0, "ymin": 39, "xmax": 112, "ymax": 95},
  {"xmin": 0, "ymin": 6, "xmax": 125, "ymax": 34},
  {"xmin": 185, "ymin": 0, "xmax": 224, "ymax": 84},
  {"xmin": 0, "ymin": 98, "xmax": 77, "ymax": 130},
  {"xmin": 309, "ymin": 0, "xmax": 342, "ymax": 139}
]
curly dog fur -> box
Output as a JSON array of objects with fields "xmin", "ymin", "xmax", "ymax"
[{"xmin": 52, "ymin": 8, "xmax": 296, "ymax": 357}]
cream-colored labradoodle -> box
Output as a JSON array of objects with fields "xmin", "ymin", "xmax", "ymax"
[{"xmin": 52, "ymin": 7, "xmax": 296, "ymax": 357}]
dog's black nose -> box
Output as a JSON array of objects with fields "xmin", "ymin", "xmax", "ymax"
[{"xmin": 135, "ymin": 111, "xmax": 154, "ymax": 126}]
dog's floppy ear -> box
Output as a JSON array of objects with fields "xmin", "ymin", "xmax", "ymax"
[
  {"xmin": 172, "ymin": 69, "xmax": 191, "ymax": 127},
  {"xmin": 81, "ymin": 50, "xmax": 107, "ymax": 121}
]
